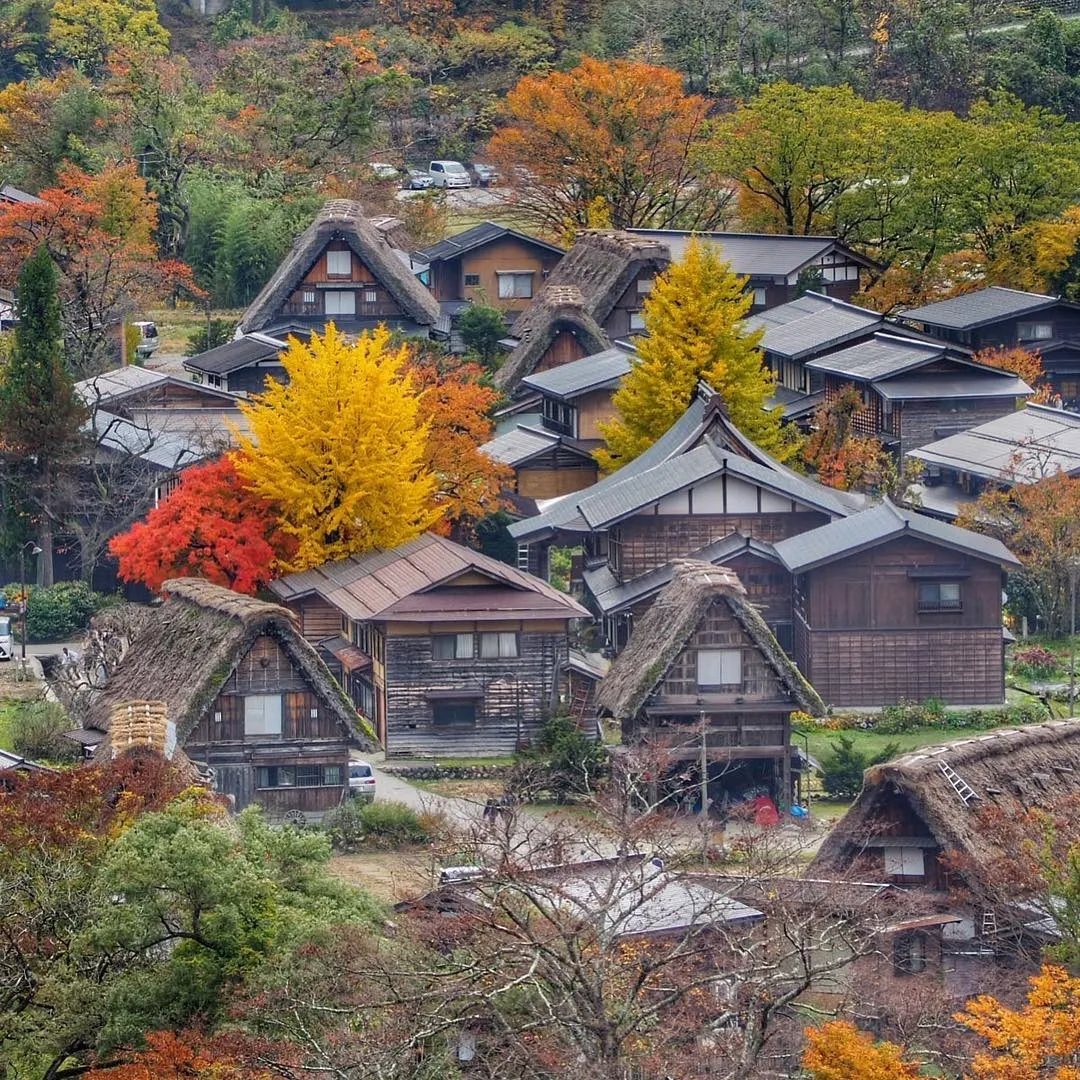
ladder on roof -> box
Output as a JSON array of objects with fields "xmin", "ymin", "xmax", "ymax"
[
  {"xmin": 516, "ymin": 544, "xmax": 531, "ymax": 573},
  {"xmin": 982, "ymin": 909, "xmax": 998, "ymax": 937},
  {"xmin": 940, "ymin": 761, "xmax": 979, "ymax": 805}
]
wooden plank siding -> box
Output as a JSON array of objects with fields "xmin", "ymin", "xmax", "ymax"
[
  {"xmin": 536, "ymin": 329, "xmax": 589, "ymax": 372},
  {"xmin": 294, "ymin": 598, "xmax": 345, "ymax": 644},
  {"xmin": 518, "ymin": 464, "xmax": 600, "ymax": 500},
  {"xmin": 280, "ymin": 241, "xmax": 404, "ymax": 321},
  {"xmin": 454, "ymin": 237, "xmax": 562, "ymax": 315}
]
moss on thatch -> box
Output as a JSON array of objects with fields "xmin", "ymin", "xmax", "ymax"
[
  {"xmin": 238, "ymin": 200, "xmax": 440, "ymax": 334},
  {"xmin": 809, "ymin": 720, "xmax": 1080, "ymax": 896},
  {"xmin": 595, "ymin": 560, "xmax": 826, "ymax": 721},
  {"xmin": 496, "ymin": 231, "xmax": 671, "ymax": 394},
  {"xmin": 77, "ymin": 578, "xmax": 378, "ymax": 750}
]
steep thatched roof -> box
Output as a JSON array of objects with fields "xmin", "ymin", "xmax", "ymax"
[
  {"xmin": 809, "ymin": 721, "xmax": 1080, "ymax": 895},
  {"xmin": 238, "ymin": 200, "xmax": 439, "ymax": 333},
  {"xmin": 495, "ymin": 231, "xmax": 671, "ymax": 394},
  {"xmin": 595, "ymin": 561, "xmax": 826, "ymax": 720},
  {"xmin": 78, "ymin": 578, "xmax": 377, "ymax": 749}
]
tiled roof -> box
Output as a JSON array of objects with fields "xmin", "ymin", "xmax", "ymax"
[
  {"xmin": 746, "ymin": 292, "xmax": 882, "ymax": 360},
  {"xmin": 772, "ymin": 500, "xmax": 1021, "ymax": 572},
  {"xmin": 902, "ymin": 287, "xmax": 1062, "ymax": 330}
]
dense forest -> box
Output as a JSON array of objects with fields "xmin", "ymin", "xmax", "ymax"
[{"xmin": 6, "ymin": 0, "xmax": 1080, "ymax": 317}]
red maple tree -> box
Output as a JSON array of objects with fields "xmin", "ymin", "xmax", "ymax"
[{"xmin": 109, "ymin": 456, "xmax": 293, "ymax": 594}]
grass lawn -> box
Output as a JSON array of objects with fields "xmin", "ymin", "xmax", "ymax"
[
  {"xmin": 802, "ymin": 725, "xmax": 975, "ymax": 765},
  {"xmin": 143, "ymin": 306, "xmax": 245, "ymax": 354}
]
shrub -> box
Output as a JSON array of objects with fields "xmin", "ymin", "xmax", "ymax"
[
  {"xmin": 324, "ymin": 799, "xmax": 432, "ymax": 852},
  {"xmin": 458, "ymin": 305, "xmax": 508, "ymax": 369},
  {"xmin": 184, "ymin": 318, "xmax": 238, "ymax": 357},
  {"xmin": 820, "ymin": 735, "xmax": 900, "ymax": 800},
  {"xmin": 8, "ymin": 700, "xmax": 79, "ymax": 762},
  {"xmin": 25, "ymin": 581, "xmax": 99, "ymax": 642},
  {"xmin": 518, "ymin": 714, "xmax": 607, "ymax": 803},
  {"xmin": 1011, "ymin": 645, "xmax": 1059, "ymax": 680}
]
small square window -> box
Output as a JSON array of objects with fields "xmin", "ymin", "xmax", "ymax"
[
  {"xmin": 322, "ymin": 764, "xmax": 343, "ymax": 787},
  {"xmin": 302, "ymin": 290, "xmax": 316, "ymax": 305},
  {"xmin": 752, "ymin": 287, "xmax": 767, "ymax": 306},
  {"xmin": 296, "ymin": 764, "xmax": 321, "ymax": 787},
  {"xmin": 497, "ymin": 272, "xmax": 533, "ymax": 299},
  {"xmin": 637, "ymin": 278, "xmax": 654, "ymax": 294},
  {"xmin": 364, "ymin": 290, "xmax": 378, "ymax": 304},
  {"xmin": 433, "ymin": 701, "xmax": 477, "ymax": 726},
  {"xmin": 629, "ymin": 311, "xmax": 646, "ymax": 331},
  {"xmin": 464, "ymin": 274, "xmax": 481, "ymax": 287},
  {"xmin": 326, "ymin": 249, "xmax": 351, "ymax": 276},
  {"xmin": 697, "ymin": 649, "xmax": 742, "ymax": 688},
  {"xmin": 432, "ymin": 633, "xmax": 474, "ymax": 659},
  {"xmin": 918, "ymin": 582, "xmax": 962, "ymax": 612},
  {"xmin": 480, "ymin": 632, "xmax": 518, "ymax": 659}
]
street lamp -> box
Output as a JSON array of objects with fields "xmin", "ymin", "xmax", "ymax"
[{"xmin": 18, "ymin": 541, "xmax": 41, "ymax": 662}]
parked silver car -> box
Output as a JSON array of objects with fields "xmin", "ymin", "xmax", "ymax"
[
  {"xmin": 403, "ymin": 167, "xmax": 434, "ymax": 190},
  {"xmin": 349, "ymin": 760, "xmax": 376, "ymax": 802},
  {"xmin": 429, "ymin": 160, "xmax": 471, "ymax": 189}
]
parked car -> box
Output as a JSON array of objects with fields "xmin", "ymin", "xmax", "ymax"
[
  {"xmin": 368, "ymin": 162, "xmax": 400, "ymax": 181},
  {"xmin": 402, "ymin": 167, "xmax": 434, "ymax": 191},
  {"xmin": 349, "ymin": 759, "xmax": 376, "ymax": 802},
  {"xmin": 0, "ymin": 616, "xmax": 13, "ymax": 661},
  {"xmin": 131, "ymin": 320, "xmax": 159, "ymax": 358},
  {"xmin": 470, "ymin": 163, "xmax": 499, "ymax": 187},
  {"xmin": 429, "ymin": 160, "xmax": 471, "ymax": 189}
]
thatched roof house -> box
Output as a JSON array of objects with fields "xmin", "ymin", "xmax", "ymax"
[
  {"xmin": 238, "ymin": 200, "xmax": 439, "ymax": 335},
  {"xmin": 596, "ymin": 561, "xmax": 826, "ymax": 722},
  {"xmin": 809, "ymin": 720, "xmax": 1080, "ymax": 897},
  {"xmin": 495, "ymin": 231, "xmax": 671, "ymax": 394},
  {"xmin": 78, "ymin": 578, "xmax": 374, "ymax": 749}
]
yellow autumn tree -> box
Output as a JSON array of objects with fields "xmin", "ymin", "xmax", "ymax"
[
  {"xmin": 597, "ymin": 238, "xmax": 794, "ymax": 472},
  {"xmin": 234, "ymin": 324, "xmax": 441, "ymax": 573},
  {"xmin": 957, "ymin": 964, "xmax": 1080, "ymax": 1080},
  {"xmin": 802, "ymin": 1021, "xmax": 923, "ymax": 1079}
]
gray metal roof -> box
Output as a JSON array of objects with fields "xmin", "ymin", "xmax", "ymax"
[
  {"xmin": 0, "ymin": 183, "xmax": 44, "ymax": 205},
  {"xmin": 76, "ymin": 365, "xmax": 169, "ymax": 406},
  {"xmin": 184, "ymin": 334, "xmax": 285, "ymax": 375},
  {"xmin": 90, "ymin": 410, "xmax": 212, "ymax": 471},
  {"xmin": 805, "ymin": 333, "xmax": 945, "ymax": 381},
  {"xmin": 627, "ymin": 230, "xmax": 873, "ymax": 278},
  {"xmin": 521, "ymin": 347, "xmax": 634, "ymax": 400},
  {"xmin": 584, "ymin": 532, "xmax": 781, "ymax": 614},
  {"xmin": 875, "ymin": 372, "xmax": 1031, "ymax": 401},
  {"xmin": 417, "ymin": 220, "xmax": 565, "ymax": 262},
  {"xmin": 902, "ymin": 287, "xmax": 1061, "ymax": 330},
  {"xmin": 773, "ymin": 500, "xmax": 1021, "ymax": 572},
  {"xmin": 909, "ymin": 403, "xmax": 1080, "ymax": 482},
  {"xmin": 746, "ymin": 292, "xmax": 882, "ymax": 360},
  {"xmin": 481, "ymin": 425, "xmax": 560, "ymax": 466}
]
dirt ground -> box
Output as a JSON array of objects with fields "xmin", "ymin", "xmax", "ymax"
[{"xmin": 328, "ymin": 848, "xmax": 441, "ymax": 904}]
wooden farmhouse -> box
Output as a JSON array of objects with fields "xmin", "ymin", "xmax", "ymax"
[
  {"xmin": 495, "ymin": 231, "xmax": 671, "ymax": 396},
  {"xmin": 480, "ymin": 425, "xmax": 600, "ymax": 502},
  {"xmin": 809, "ymin": 721, "xmax": 1080, "ymax": 987},
  {"xmin": 416, "ymin": 220, "xmax": 566, "ymax": 318},
  {"xmin": 74, "ymin": 578, "xmax": 374, "ymax": 823},
  {"xmin": 509, "ymin": 387, "xmax": 1020, "ymax": 708},
  {"xmin": 901, "ymin": 286, "xmax": 1080, "ymax": 404},
  {"xmin": 597, "ymin": 561, "xmax": 826, "ymax": 810},
  {"xmin": 908, "ymin": 403, "xmax": 1080, "ymax": 520},
  {"xmin": 183, "ymin": 331, "xmax": 291, "ymax": 395},
  {"xmin": 237, "ymin": 200, "xmax": 440, "ymax": 339},
  {"xmin": 772, "ymin": 501, "xmax": 1021, "ymax": 706},
  {"xmin": 269, "ymin": 533, "xmax": 588, "ymax": 758}
]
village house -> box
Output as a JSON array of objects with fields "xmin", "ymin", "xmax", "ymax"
[
  {"xmin": 70, "ymin": 578, "xmax": 374, "ymax": 824},
  {"xmin": 772, "ymin": 501, "xmax": 1021, "ymax": 706},
  {"xmin": 183, "ymin": 331, "xmax": 293, "ymax": 395},
  {"xmin": 0, "ymin": 182, "xmax": 44, "ymax": 206},
  {"xmin": 269, "ymin": 533, "xmax": 588, "ymax": 758},
  {"xmin": 597, "ymin": 561, "xmax": 826, "ymax": 811},
  {"xmin": 416, "ymin": 220, "xmax": 566, "ymax": 318},
  {"xmin": 907, "ymin": 402, "xmax": 1080, "ymax": 519},
  {"xmin": 480, "ymin": 424, "xmax": 600, "ymax": 503},
  {"xmin": 900, "ymin": 286, "xmax": 1080, "ymax": 405},
  {"xmin": 237, "ymin": 200, "xmax": 441, "ymax": 340},
  {"xmin": 809, "ymin": 721, "xmax": 1080, "ymax": 990}
]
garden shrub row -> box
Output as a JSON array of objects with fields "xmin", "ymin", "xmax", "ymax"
[{"xmin": 792, "ymin": 698, "xmax": 1050, "ymax": 736}]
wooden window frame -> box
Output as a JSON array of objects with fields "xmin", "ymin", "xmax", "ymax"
[
  {"xmin": 464, "ymin": 273, "xmax": 481, "ymax": 287},
  {"xmin": 917, "ymin": 581, "xmax": 962, "ymax": 613},
  {"xmin": 326, "ymin": 249, "xmax": 352, "ymax": 278},
  {"xmin": 432, "ymin": 701, "xmax": 478, "ymax": 726}
]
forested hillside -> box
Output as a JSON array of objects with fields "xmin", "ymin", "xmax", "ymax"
[{"xmin": 6, "ymin": 0, "xmax": 1080, "ymax": 315}]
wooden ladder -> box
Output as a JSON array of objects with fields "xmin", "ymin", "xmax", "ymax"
[
  {"xmin": 568, "ymin": 683, "xmax": 591, "ymax": 724},
  {"xmin": 940, "ymin": 761, "xmax": 979, "ymax": 805},
  {"xmin": 982, "ymin": 909, "xmax": 998, "ymax": 937}
]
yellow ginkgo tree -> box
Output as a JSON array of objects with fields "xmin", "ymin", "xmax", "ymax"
[{"xmin": 234, "ymin": 324, "xmax": 442, "ymax": 573}]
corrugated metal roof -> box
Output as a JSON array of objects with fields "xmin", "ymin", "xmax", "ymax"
[
  {"xmin": 773, "ymin": 500, "xmax": 1021, "ymax": 572},
  {"xmin": 627, "ymin": 230, "xmax": 862, "ymax": 277},
  {"xmin": 184, "ymin": 335, "xmax": 285, "ymax": 375},
  {"xmin": 875, "ymin": 372, "xmax": 1031, "ymax": 401},
  {"xmin": 270, "ymin": 533, "xmax": 588, "ymax": 620},
  {"xmin": 746, "ymin": 293, "xmax": 881, "ymax": 360},
  {"xmin": 805, "ymin": 333, "xmax": 944, "ymax": 380},
  {"xmin": 481, "ymin": 425, "xmax": 560, "ymax": 466},
  {"xmin": 521, "ymin": 347, "xmax": 634, "ymax": 399},
  {"xmin": 76, "ymin": 366, "xmax": 169, "ymax": 406},
  {"xmin": 909, "ymin": 403, "xmax": 1080, "ymax": 481},
  {"xmin": 902, "ymin": 287, "xmax": 1060, "ymax": 330}
]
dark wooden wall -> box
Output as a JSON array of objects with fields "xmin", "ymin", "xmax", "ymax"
[
  {"xmin": 225, "ymin": 364, "xmax": 288, "ymax": 396},
  {"xmin": 536, "ymin": 329, "xmax": 589, "ymax": 372},
  {"xmin": 383, "ymin": 626, "xmax": 568, "ymax": 757},
  {"xmin": 897, "ymin": 398, "xmax": 1020, "ymax": 458},
  {"xmin": 292, "ymin": 597, "xmax": 345, "ymax": 644}
]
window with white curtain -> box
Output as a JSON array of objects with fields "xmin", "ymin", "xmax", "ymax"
[
  {"xmin": 326, "ymin": 249, "xmax": 351, "ymax": 276},
  {"xmin": 696, "ymin": 649, "xmax": 742, "ymax": 688},
  {"xmin": 244, "ymin": 694, "xmax": 283, "ymax": 736},
  {"xmin": 432, "ymin": 633, "xmax": 475, "ymax": 660},
  {"xmin": 325, "ymin": 291, "xmax": 356, "ymax": 315},
  {"xmin": 480, "ymin": 632, "xmax": 518, "ymax": 658}
]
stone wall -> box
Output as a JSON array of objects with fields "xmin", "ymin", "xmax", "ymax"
[{"xmin": 382, "ymin": 763, "xmax": 514, "ymax": 781}]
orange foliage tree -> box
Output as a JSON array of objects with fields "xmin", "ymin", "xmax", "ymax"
[
  {"xmin": 409, "ymin": 352, "xmax": 511, "ymax": 539},
  {"xmin": 486, "ymin": 57, "xmax": 730, "ymax": 235},
  {"xmin": 802, "ymin": 1021, "xmax": 923, "ymax": 1079},
  {"xmin": 0, "ymin": 163, "xmax": 201, "ymax": 374},
  {"xmin": 957, "ymin": 964, "xmax": 1080, "ymax": 1080},
  {"xmin": 85, "ymin": 1030, "xmax": 273, "ymax": 1079},
  {"xmin": 109, "ymin": 456, "xmax": 293, "ymax": 595},
  {"xmin": 973, "ymin": 345, "xmax": 1053, "ymax": 404}
]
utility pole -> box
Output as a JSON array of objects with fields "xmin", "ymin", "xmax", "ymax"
[
  {"xmin": 700, "ymin": 711, "xmax": 709, "ymax": 869},
  {"xmin": 1071, "ymin": 563, "xmax": 1078, "ymax": 718}
]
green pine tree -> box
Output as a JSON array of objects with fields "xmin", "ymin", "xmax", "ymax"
[
  {"xmin": 0, "ymin": 247, "xmax": 87, "ymax": 585},
  {"xmin": 597, "ymin": 238, "xmax": 797, "ymax": 472}
]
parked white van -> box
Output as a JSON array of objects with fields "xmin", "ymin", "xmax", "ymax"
[{"xmin": 429, "ymin": 160, "xmax": 471, "ymax": 189}]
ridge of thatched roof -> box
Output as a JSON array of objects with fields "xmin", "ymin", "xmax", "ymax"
[
  {"xmin": 238, "ymin": 200, "xmax": 439, "ymax": 333},
  {"xmin": 595, "ymin": 560, "xmax": 826, "ymax": 720},
  {"xmin": 78, "ymin": 578, "xmax": 377, "ymax": 749},
  {"xmin": 809, "ymin": 720, "xmax": 1080, "ymax": 894},
  {"xmin": 495, "ymin": 230, "xmax": 671, "ymax": 394}
]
